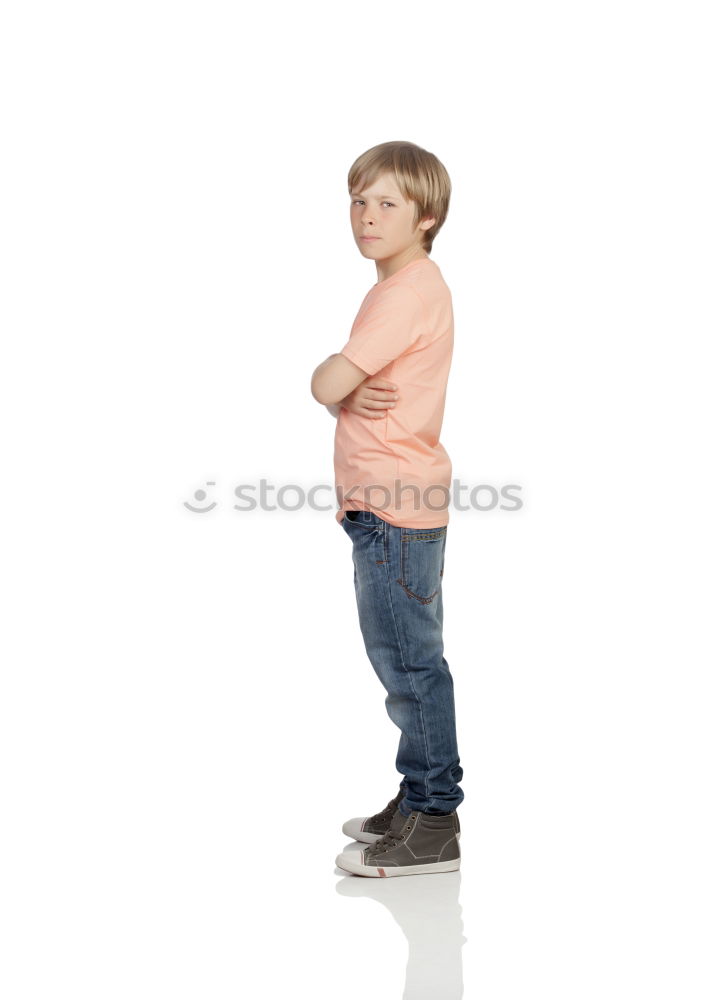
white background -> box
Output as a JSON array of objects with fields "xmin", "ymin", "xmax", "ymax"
[{"xmin": 1, "ymin": 1, "xmax": 705, "ymax": 997}]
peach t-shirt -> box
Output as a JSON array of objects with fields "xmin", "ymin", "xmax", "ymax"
[{"xmin": 334, "ymin": 255, "xmax": 453, "ymax": 529}]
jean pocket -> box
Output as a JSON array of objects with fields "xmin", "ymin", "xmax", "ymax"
[
  {"xmin": 343, "ymin": 509, "xmax": 381, "ymax": 531},
  {"xmin": 398, "ymin": 527, "xmax": 446, "ymax": 604}
]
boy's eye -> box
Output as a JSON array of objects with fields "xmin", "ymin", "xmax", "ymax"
[{"xmin": 351, "ymin": 200, "xmax": 395, "ymax": 207}]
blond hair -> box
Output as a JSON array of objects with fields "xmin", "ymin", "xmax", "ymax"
[{"xmin": 348, "ymin": 140, "xmax": 451, "ymax": 254}]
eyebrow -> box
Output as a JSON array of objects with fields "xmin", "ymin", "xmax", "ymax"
[{"xmin": 351, "ymin": 192, "xmax": 398, "ymax": 199}]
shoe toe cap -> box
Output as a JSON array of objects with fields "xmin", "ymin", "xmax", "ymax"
[
  {"xmin": 336, "ymin": 848, "xmax": 365, "ymax": 872},
  {"xmin": 341, "ymin": 816, "xmax": 368, "ymax": 839}
]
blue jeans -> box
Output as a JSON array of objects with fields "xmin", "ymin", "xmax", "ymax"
[{"xmin": 340, "ymin": 509, "xmax": 464, "ymax": 816}]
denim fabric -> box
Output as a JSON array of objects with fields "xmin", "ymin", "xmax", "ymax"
[{"xmin": 340, "ymin": 509, "xmax": 464, "ymax": 816}]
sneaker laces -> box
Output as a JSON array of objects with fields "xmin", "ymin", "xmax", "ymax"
[
  {"xmin": 368, "ymin": 815, "xmax": 415, "ymax": 852},
  {"xmin": 370, "ymin": 829, "xmax": 405, "ymax": 851}
]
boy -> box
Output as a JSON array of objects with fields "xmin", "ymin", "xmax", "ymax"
[{"xmin": 311, "ymin": 141, "xmax": 463, "ymax": 877}]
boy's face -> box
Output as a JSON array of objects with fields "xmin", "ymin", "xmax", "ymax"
[{"xmin": 350, "ymin": 172, "xmax": 435, "ymax": 262}]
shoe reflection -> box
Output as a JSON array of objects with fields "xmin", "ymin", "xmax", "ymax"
[{"xmin": 335, "ymin": 850, "xmax": 466, "ymax": 999}]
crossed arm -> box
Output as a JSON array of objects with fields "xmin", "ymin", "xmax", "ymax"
[{"xmin": 310, "ymin": 353, "xmax": 371, "ymax": 407}]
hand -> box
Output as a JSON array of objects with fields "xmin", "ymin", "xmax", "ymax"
[{"xmin": 341, "ymin": 377, "xmax": 400, "ymax": 419}]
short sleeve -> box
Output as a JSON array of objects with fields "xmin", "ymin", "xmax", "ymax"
[{"xmin": 339, "ymin": 282, "xmax": 427, "ymax": 375}]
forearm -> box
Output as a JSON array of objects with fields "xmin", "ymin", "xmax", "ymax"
[
  {"xmin": 311, "ymin": 354, "xmax": 338, "ymax": 387},
  {"xmin": 311, "ymin": 351, "xmax": 364, "ymax": 408},
  {"xmin": 312, "ymin": 354, "xmax": 343, "ymax": 412}
]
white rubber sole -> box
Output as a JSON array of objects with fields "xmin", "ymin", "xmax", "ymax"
[{"xmin": 336, "ymin": 849, "xmax": 461, "ymax": 878}]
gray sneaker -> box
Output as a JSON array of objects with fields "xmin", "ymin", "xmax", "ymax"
[
  {"xmin": 342, "ymin": 789, "xmax": 461, "ymax": 844},
  {"xmin": 342, "ymin": 788, "xmax": 406, "ymax": 844},
  {"xmin": 337, "ymin": 806, "xmax": 461, "ymax": 877}
]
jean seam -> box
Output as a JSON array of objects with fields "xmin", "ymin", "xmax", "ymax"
[{"xmin": 381, "ymin": 526, "xmax": 432, "ymax": 808}]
